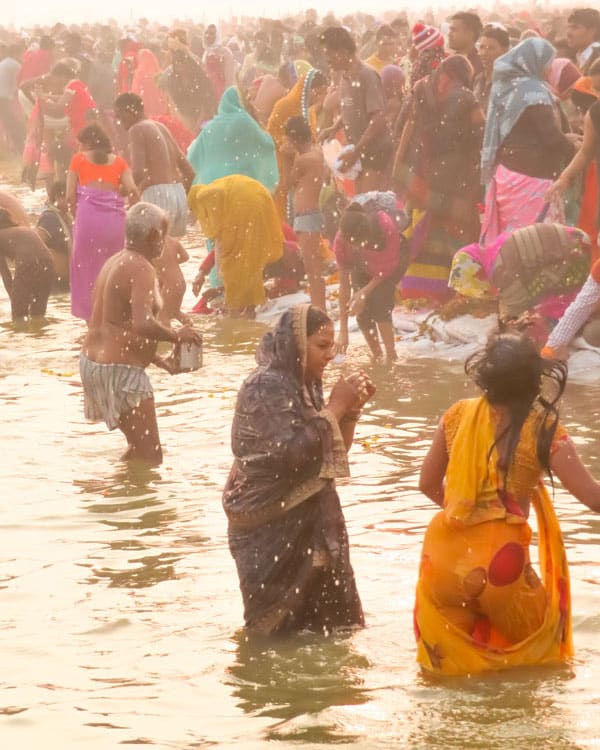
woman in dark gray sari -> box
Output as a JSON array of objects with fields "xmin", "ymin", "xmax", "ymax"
[{"xmin": 223, "ymin": 304, "xmax": 375, "ymax": 635}]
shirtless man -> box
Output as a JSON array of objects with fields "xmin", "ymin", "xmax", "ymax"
[
  {"xmin": 285, "ymin": 115, "xmax": 326, "ymax": 311},
  {"xmin": 114, "ymin": 93, "xmax": 195, "ymax": 238},
  {"xmin": 0, "ymin": 208, "xmax": 54, "ymax": 321},
  {"xmin": 80, "ymin": 202, "xmax": 201, "ymax": 464}
]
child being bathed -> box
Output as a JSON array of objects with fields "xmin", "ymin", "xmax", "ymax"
[{"xmin": 285, "ymin": 115, "xmax": 326, "ymax": 311}]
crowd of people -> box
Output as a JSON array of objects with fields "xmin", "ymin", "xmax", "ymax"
[{"xmin": 2, "ymin": 6, "xmax": 600, "ymax": 678}]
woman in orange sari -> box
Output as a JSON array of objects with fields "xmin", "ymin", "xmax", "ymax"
[
  {"xmin": 267, "ymin": 69, "xmax": 328, "ymax": 221},
  {"xmin": 415, "ymin": 333, "xmax": 600, "ymax": 675}
]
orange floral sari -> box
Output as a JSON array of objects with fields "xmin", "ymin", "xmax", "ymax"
[{"xmin": 415, "ymin": 397, "xmax": 573, "ymax": 675}]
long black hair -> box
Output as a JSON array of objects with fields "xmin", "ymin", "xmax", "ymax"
[{"xmin": 465, "ymin": 332, "xmax": 567, "ymax": 484}]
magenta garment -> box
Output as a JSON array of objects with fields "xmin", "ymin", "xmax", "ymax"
[
  {"xmin": 70, "ymin": 185, "xmax": 125, "ymax": 321},
  {"xmin": 480, "ymin": 164, "xmax": 564, "ymax": 243},
  {"xmin": 334, "ymin": 211, "xmax": 401, "ymax": 279},
  {"xmin": 461, "ymin": 232, "xmax": 510, "ymax": 278}
]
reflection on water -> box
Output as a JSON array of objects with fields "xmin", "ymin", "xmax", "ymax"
[
  {"xmin": 75, "ymin": 466, "xmax": 183, "ymax": 588},
  {"xmin": 1, "ymin": 175, "xmax": 599, "ymax": 748},
  {"xmin": 228, "ymin": 629, "xmax": 369, "ymax": 743},
  {"xmin": 408, "ymin": 666, "xmax": 583, "ymax": 750}
]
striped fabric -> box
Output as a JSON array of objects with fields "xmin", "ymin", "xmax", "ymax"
[
  {"xmin": 141, "ymin": 182, "xmax": 188, "ymax": 237},
  {"xmin": 547, "ymin": 275, "xmax": 600, "ymax": 351},
  {"xmin": 79, "ymin": 354, "xmax": 153, "ymax": 431}
]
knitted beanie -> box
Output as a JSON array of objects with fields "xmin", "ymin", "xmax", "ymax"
[{"xmin": 412, "ymin": 23, "xmax": 444, "ymax": 53}]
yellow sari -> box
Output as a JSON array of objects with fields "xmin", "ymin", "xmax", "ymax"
[
  {"xmin": 188, "ymin": 175, "xmax": 283, "ymax": 310},
  {"xmin": 267, "ymin": 71, "xmax": 318, "ymax": 222},
  {"xmin": 415, "ymin": 397, "xmax": 573, "ymax": 675}
]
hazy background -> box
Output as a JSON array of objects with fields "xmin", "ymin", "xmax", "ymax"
[{"xmin": 2, "ymin": 0, "xmax": 570, "ymax": 28}]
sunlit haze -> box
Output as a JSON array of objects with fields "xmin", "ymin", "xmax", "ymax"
[{"xmin": 2, "ymin": 0, "xmax": 570, "ymax": 27}]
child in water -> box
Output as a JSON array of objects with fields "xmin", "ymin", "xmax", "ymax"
[
  {"xmin": 285, "ymin": 115, "xmax": 326, "ymax": 311},
  {"xmin": 153, "ymin": 234, "xmax": 191, "ymax": 325}
]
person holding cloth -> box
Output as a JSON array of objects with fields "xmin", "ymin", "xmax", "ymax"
[{"xmin": 319, "ymin": 26, "xmax": 392, "ymax": 193}]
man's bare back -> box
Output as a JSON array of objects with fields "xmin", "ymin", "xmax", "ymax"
[{"xmin": 129, "ymin": 120, "xmax": 186, "ymax": 191}]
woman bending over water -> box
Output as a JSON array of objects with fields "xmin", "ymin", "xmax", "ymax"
[
  {"xmin": 415, "ymin": 333, "xmax": 600, "ymax": 675},
  {"xmin": 223, "ymin": 304, "xmax": 375, "ymax": 635}
]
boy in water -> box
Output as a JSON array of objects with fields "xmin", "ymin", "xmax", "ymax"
[
  {"xmin": 285, "ymin": 115, "xmax": 326, "ymax": 311},
  {"xmin": 153, "ymin": 233, "xmax": 191, "ymax": 325}
]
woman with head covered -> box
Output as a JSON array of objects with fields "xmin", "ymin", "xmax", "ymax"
[{"xmin": 223, "ymin": 304, "xmax": 374, "ymax": 634}]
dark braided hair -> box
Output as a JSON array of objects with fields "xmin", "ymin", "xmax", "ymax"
[{"xmin": 465, "ymin": 333, "xmax": 567, "ymax": 486}]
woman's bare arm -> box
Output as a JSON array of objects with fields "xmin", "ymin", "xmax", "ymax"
[
  {"xmin": 418, "ymin": 419, "xmax": 448, "ymax": 507},
  {"xmin": 550, "ymin": 438, "xmax": 600, "ymax": 512}
]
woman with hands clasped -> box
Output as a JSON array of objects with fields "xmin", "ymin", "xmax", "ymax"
[{"xmin": 223, "ymin": 304, "xmax": 375, "ymax": 634}]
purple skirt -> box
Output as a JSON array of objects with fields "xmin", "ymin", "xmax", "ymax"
[{"xmin": 70, "ymin": 185, "xmax": 125, "ymax": 321}]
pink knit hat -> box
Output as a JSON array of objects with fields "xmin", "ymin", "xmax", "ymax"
[{"xmin": 412, "ymin": 23, "xmax": 444, "ymax": 52}]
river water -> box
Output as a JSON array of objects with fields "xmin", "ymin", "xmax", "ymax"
[{"xmin": 1, "ymin": 180, "xmax": 600, "ymax": 749}]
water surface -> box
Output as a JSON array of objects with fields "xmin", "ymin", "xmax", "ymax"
[{"xmin": 1, "ymin": 182, "xmax": 599, "ymax": 749}]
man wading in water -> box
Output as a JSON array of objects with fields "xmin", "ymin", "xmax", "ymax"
[{"xmin": 79, "ymin": 202, "xmax": 201, "ymax": 464}]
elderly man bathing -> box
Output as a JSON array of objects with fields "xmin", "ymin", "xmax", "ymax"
[{"xmin": 79, "ymin": 203, "xmax": 201, "ymax": 464}]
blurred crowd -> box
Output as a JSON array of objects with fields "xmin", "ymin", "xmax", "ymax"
[{"xmin": 1, "ymin": 7, "xmax": 600, "ymax": 364}]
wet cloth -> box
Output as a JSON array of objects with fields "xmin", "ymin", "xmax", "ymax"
[
  {"xmin": 188, "ymin": 174, "xmax": 283, "ymax": 310},
  {"xmin": 70, "ymin": 185, "xmax": 125, "ymax": 321},
  {"xmin": 141, "ymin": 182, "xmax": 188, "ymax": 237},
  {"xmin": 415, "ymin": 397, "xmax": 572, "ymax": 676},
  {"xmin": 481, "ymin": 38, "xmax": 556, "ymax": 184},
  {"xmin": 187, "ymin": 87, "xmax": 278, "ymax": 192},
  {"xmin": 223, "ymin": 304, "xmax": 363, "ymax": 634},
  {"xmin": 79, "ymin": 353, "xmax": 153, "ymax": 431}
]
